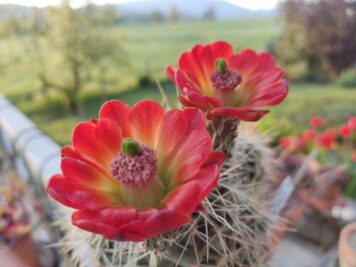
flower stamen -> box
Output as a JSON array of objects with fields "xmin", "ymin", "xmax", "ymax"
[
  {"xmin": 211, "ymin": 58, "xmax": 242, "ymax": 92},
  {"xmin": 110, "ymin": 143, "xmax": 157, "ymax": 187}
]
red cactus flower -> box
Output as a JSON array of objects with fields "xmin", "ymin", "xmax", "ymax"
[
  {"xmin": 47, "ymin": 100, "xmax": 224, "ymax": 242},
  {"xmin": 348, "ymin": 117, "xmax": 356, "ymax": 131},
  {"xmin": 339, "ymin": 124, "xmax": 351, "ymax": 137},
  {"xmin": 166, "ymin": 41, "xmax": 288, "ymax": 121},
  {"xmin": 310, "ymin": 116, "xmax": 324, "ymax": 128},
  {"xmin": 302, "ymin": 129, "xmax": 315, "ymax": 141}
]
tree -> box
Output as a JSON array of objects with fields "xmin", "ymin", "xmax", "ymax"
[
  {"xmin": 37, "ymin": 1, "xmax": 126, "ymax": 114},
  {"xmin": 202, "ymin": 7, "xmax": 216, "ymax": 21},
  {"xmin": 149, "ymin": 10, "xmax": 165, "ymax": 23},
  {"xmin": 276, "ymin": 0, "xmax": 356, "ymax": 81},
  {"xmin": 168, "ymin": 5, "xmax": 180, "ymax": 22}
]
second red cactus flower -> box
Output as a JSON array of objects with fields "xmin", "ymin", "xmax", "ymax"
[{"xmin": 166, "ymin": 41, "xmax": 288, "ymax": 122}]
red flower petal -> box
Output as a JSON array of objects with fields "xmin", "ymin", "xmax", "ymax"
[
  {"xmin": 202, "ymin": 151, "xmax": 225, "ymax": 168},
  {"xmin": 164, "ymin": 181, "xmax": 203, "ymax": 214},
  {"xmin": 72, "ymin": 207, "xmax": 190, "ymax": 241},
  {"xmin": 164, "ymin": 161, "xmax": 221, "ymax": 214},
  {"xmin": 61, "ymin": 157, "xmax": 119, "ymax": 192},
  {"xmin": 209, "ymin": 107, "xmax": 269, "ymax": 121},
  {"xmin": 61, "ymin": 145, "xmax": 110, "ymax": 176},
  {"xmin": 168, "ymin": 128, "xmax": 212, "ymax": 182},
  {"xmin": 247, "ymin": 80, "xmax": 288, "ymax": 108},
  {"xmin": 228, "ymin": 48, "xmax": 259, "ymax": 73},
  {"xmin": 99, "ymin": 100, "xmax": 131, "ymax": 137},
  {"xmin": 72, "ymin": 207, "xmax": 141, "ymax": 240},
  {"xmin": 182, "ymin": 108, "xmax": 206, "ymax": 132},
  {"xmin": 166, "ymin": 65, "xmax": 176, "ymax": 83},
  {"xmin": 200, "ymin": 41, "xmax": 234, "ymax": 75},
  {"xmin": 175, "ymin": 70, "xmax": 201, "ymax": 93},
  {"xmin": 178, "ymin": 44, "xmax": 211, "ymax": 91},
  {"xmin": 157, "ymin": 108, "xmax": 211, "ymax": 184},
  {"xmin": 47, "ymin": 174, "xmax": 121, "ymax": 210},
  {"xmin": 72, "ymin": 119, "xmax": 122, "ymax": 167},
  {"xmin": 142, "ymin": 209, "xmax": 190, "ymax": 238},
  {"xmin": 129, "ymin": 100, "xmax": 165, "ymax": 148},
  {"xmin": 156, "ymin": 110, "xmax": 188, "ymax": 180},
  {"xmin": 182, "ymin": 87, "xmax": 222, "ymax": 111}
]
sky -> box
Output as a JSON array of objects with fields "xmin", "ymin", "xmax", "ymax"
[{"xmin": 0, "ymin": 0, "xmax": 278, "ymax": 10}]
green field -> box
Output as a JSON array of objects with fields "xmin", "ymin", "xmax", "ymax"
[
  {"xmin": 122, "ymin": 18, "xmax": 279, "ymax": 79},
  {"xmin": 1, "ymin": 18, "xmax": 355, "ymax": 145}
]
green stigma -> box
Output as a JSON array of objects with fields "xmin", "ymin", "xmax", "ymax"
[
  {"xmin": 216, "ymin": 58, "xmax": 228, "ymax": 74},
  {"xmin": 121, "ymin": 138, "xmax": 141, "ymax": 157}
]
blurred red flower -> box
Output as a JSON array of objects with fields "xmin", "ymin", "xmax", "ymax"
[
  {"xmin": 302, "ymin": 129, "xmax": 315, "ymax": 141},
  {"xmin": 348, "ymin": 117, "xmax": 356, "ymax": 131},
  {"xmin": 316, "ymin": 129, "xmax": 336, "ymax": 149},
  {"xmin": 166, "ymin": 41, "xmax": 288, "ymax": 121},
  {"xmin": 279, "ymin": 136, "xmax": 306, "ymax": 152},
  {"xmin": 47, "ymin": 100, "xmax": 224, "ymax": 241},
  {"xmin": 339, "ymin": 124, "xmax": 351, "ymax": 137},
  {"xmin": 310, "ymin": 116, "xmax": 324, "ymax": 128},
  {"xmin": 279, "ymin": 136, "xmax": 290, "ymax": 149},
  {"xmin": 352, "ymin": 150, "xmax": 356, "ymax": 162},
  {"xmin": 295, "ymin": 136, "xmax": 307, "ymax": 152}
]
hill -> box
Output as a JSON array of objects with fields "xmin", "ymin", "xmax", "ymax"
[
  {"xmin": 0, "ymin": 0, "xmax": 278, "ymax": 22},
  {"xmin": 118, "ymin": 0, "xmax": 277, "ymax": 20}
]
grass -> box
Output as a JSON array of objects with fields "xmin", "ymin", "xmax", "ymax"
[
  {"xmin": 0, "ymin": 17, "xmax": 355, "ymax": 145},
  {"xmin": 270, "ymin": 83, "xmax": 356, "ymax": 128},
  {"xmin": 120, "ymin": 17, "xmax": 279, "ymax": 79}
]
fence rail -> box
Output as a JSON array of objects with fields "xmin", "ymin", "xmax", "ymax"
[
  {"xmin": 0, "ymin": 94, "xmax": 97, "ymax": 267},
  {"xmin": 0, "ymin": 94, "xmax": 61, "ymax": 187}
]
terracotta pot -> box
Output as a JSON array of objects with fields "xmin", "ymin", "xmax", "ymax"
[
  {"xmin": 0, "ymin": 235, "xmax": 40, "ymax": 267},
  {"xmin": 338, "ymin": 223, "xmax": 356, "ymax": 267}
]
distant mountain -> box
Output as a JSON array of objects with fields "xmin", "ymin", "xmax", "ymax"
[
  {"xmin": 0, "ymin": 4, "xmax": 36, "ymax": 20},
  {"xmin": 0, "ymin": 0, "xmax": 278, "ymax": 23},
  {"xmin": 118, "ymin": 0, "xmax": 278, "ymax": 20}
]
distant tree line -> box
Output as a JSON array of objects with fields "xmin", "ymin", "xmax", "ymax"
[
  {"xmin": 149, "ymin": 6, "xmax": 216, "ymax": 23},
  {"xmin": 276, "ymin": 0, "xmax": 356, "ymax": 82}
]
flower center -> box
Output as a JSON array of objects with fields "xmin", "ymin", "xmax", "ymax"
[
  {"xmin": 110, "ymin": 139, "xmax": 157, "ymax": 188},
  {"xmin": 210, "ymin": 58, "xmax": 242, "ymax": 92}
]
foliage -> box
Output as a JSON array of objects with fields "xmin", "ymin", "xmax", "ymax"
[
  {"xmin": 276, "ymin": 0, "xmax": 356, "ymax": 81},
  {"xmin": 1, "ymin": 1, "xmax": 126, "ymax": 115},
  {"xmin": 337, "ymin": 68, "xmax": 356, "ymax": 88}
]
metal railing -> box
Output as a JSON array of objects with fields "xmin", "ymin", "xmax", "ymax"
[
  {"xmin": 0, "ymin": 95, "xmax": 61, "ymax": 187},
  {"xmin": 0, "ymin": 94, "xmax": 97, "ymax": 267},
  {"xmin": 0, "ymin": 94, "xmax": 63, "ymax": 265}
]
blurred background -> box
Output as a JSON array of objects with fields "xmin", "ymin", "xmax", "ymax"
[
  {"xmin": 0, "ymin": 1, "xmax": 355, "ymax": 266},
  {"xmin": 0, "ymin": 0, "xmax": 354, "ymax": 145}
]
